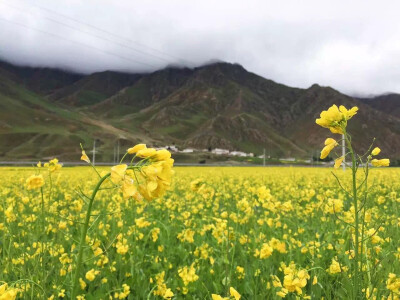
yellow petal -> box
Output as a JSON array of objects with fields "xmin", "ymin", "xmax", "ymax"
[
  {"xmin": 329, "ymin": 126, "xmax": 343, "ymax": 134},
  {"xmin": 0, "ymin": 283, "xmax": 8, "ymax": 294},
  {"xmin": 230, "ymin": 287, "xmax": 241, "ymax": 300},
  {"xmin": 334, "ymin": 156, "xmax": 344, "ymax": 169},
  {"xmin": 127, "ymin": 144, "xmax": 146, "ymax": 154},
  {"xmin": 320, "ymin": 143, "xmax": 337, "ymax": 159},
  {"xmin": 137, "ymin": 148, "xmax": 157, "ymax": 158},
  {"xmin": 81, "ymin": 150, "xmax": 90, "ymax": 163},
  {"xmin": 122, "ymin": 178, "xmax": 138, "ymax": 198},
  {"xmin": 111, "ymin": 164, "xmax": 127, "ymax": 184},
  {"xmin": 147, "ymin": 180, "xmax": 158, "ymax": 192},
  {"xmin": 324, "ymin": 138, "xmax": 337, "ymax": 146},
  {"xmin": 155, "ymin": 149, "xmax": 171, "ymax": 161},
  {"xmin": 371, "ymin": 147, "xmax": 381, "ymax": 156},
  {"xmin": 371, "ymin": 159, "xmax": 390, "ymax": 167}
]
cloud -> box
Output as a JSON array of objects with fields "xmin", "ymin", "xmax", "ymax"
[{"xmin": 0, "ymin": 0, "xmax": 399, "ymax": 95}]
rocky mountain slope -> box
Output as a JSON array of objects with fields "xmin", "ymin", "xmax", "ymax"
[{"xmin": 1, "ymin": 59, "xmax": 400, "ymax": 161}]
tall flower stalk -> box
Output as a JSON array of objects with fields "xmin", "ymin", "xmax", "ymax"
[
  {"xmin": 71, "ymin": 144, "xmax": 174, "ymax": 299},
  {"xmin": 316, "ymin": 105, "xmax": 389, "ymax": 299}
]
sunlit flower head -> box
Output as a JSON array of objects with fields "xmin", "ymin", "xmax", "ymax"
[
  {"xmin": 44, "ymin": 158, "xmax": 62, "ymax": 172},
  {"xmin": 26, "ymin": 174, "xmax": 45, "ymax": 190},
  {"xmin": 316, "ymin": 104, "xmax": 358, "ymax": 134}
]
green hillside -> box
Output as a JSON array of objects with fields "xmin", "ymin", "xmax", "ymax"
[{"xmin": 1, "ymin": 59, "xmax": 400, "ymax": 162}]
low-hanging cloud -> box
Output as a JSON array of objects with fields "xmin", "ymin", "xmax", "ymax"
[{"xmin": 0, "ymin": 0, "xmax": 399, "ymax": 95}]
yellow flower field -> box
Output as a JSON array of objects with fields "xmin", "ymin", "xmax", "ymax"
[{"xmin": 1, "ymin": 166, "xmax": 399, "ymax": 299}]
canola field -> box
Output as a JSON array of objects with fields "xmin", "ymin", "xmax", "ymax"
[{"xmin": 0, "ymin": 165, "xmax": 399, "ymax": 299}]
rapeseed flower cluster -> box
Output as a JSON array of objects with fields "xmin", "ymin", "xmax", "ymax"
[
  {"xmin": 212, "ymin": 287, "xmax": 241, "ymax": 300},
  {"xmin": 386, "ymin": 273, "xmax": 400, "ymax": 297},
  {"xmin": 316, "ymin": 104, "xmax": 393, "ymax": 299},
  {"xmin": 3, "ymin": 150, "xmax": 397, "ymax": 299},
  {"xmin": 316, "ymin": 104, "xmax": 358, "ymax": 134},
  {"xmin": 43, "ymin": 158, "xmax": 62, "ymax": 172},
  {"xmin": 0, "ymin": 283, "xmax": 18, "ymax": 300},
  {"xmin": 25, "ymin": 174, "xmax": 44, "ymax": 190},
  {"xmin": 108, "ymin": 144, "xmax": 174, "ymax": 201},
  {"xmin": 272, "ymin": 262, "xmax": 310, "ymax": 298}
]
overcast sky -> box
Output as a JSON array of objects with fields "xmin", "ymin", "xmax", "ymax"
[{"xmin": 0, "ymin": 0, "xmax": 400, "ymax": 96}]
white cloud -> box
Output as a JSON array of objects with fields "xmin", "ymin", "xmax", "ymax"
[{"xmin": 0, "ymin": 0, "xmax": 399, "ymax": 95}]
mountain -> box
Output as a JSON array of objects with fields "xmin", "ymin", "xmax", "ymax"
[
  {"xmin": 360, "ymin": 93, "xmax": 400, "ymax": 118},
  {"xmin": 0, "ymin": 60, "xmax": 82, "ymax": 94},
  {"xmin": 49, "ymin": 71, "xmax": 142, "ymax": 107},
  {"xmin": 1, "ymin": 59, "xmax": 400, "ymax": 162},
  {"xmin": 0, "ymin": 64, "xmax": 154, "ymax": 161}
]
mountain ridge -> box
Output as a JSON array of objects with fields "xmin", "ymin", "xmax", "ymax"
[{"xmin": 1, "ymin": 58, "xmax": 400, "ymax": 161}]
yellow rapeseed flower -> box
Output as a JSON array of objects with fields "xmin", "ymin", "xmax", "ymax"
[
  {"xmin": 44, "ymin": 158, "xmax": 62, "ymax": 172},
  {"xmin": 230, "ymin": 287, "xmax": 241, "ymax": 300},
  {"xmin": 371, "ymin": 147, "xmax": 381, "ymax": 156},
  {"xmin": 211, "ymin": 295, "xmax": 228, "ymax": 300},
  {"xmin": 334, "ymin": 156, "xmax": 344, "ymax": 169},
  {"xmin": 371, "ymin": 159, "xmax": 390, "ymax": 167},
  {"xmin": 316, "ymin": 104, "xmax": 358, "ymax": 134},
  {"xmin": 386, "ymin": 273, "xmax": 400, "ymax": 294},
  {"xmin": 328, "ymin": 258, "xmax": 348, "ymax": 274},
  {"xmin": 81, "ymin": 150, "xmax": 90, "ymax": 163},
  {"xmin": 139, "ymin": 159, "xmax": 174, "ymax": 200},
  {"xmin": 85, "ymin": 269, "xmax": 99, "ymax": 281},
  {"xmin": 0, "ymin": 283, "xmax": 18, "ymax": 300},
  {"xmin": 178, "ymin": 264, "xmax": 199, "ymax": 286},
  {"xmin": 339, "ymin": 105, "xmax": 358, "ymax": 120},
  {"xmin": 259, "ymin": 243, "xmax": 273, "ymax": 259},
  {"xmin": 122, "ymin": 174, "xmax": 139, "ymax": 200},
  {"xmin": 26, "ymin": 174, "xmax": 45, "ymax": 190},
  {"xmin": 111, "ymin": 164, "xmax": 127, "ymax": 184},
  {"xmin": 127, "ymin": 144, "xmax": 146, "ymax": 154},
  {"xmin": 136, "ymin": 148, "xmax": 157, "ymax": 158},
  {"xmin": 276, "ymin": 288, "xmax": 288, "ymax": 298},
  {"xmin": 154, "ymin": 149, "xmax": 171, "ymax": 161},
  {"xmin": 320, "ymin": 138, "xmax": 338, "ymax": 159}
]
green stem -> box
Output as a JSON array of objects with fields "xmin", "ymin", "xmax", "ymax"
[
  {"xmin": 120, "ymin": 152, "xmax": 128, "ymax": 164},
  {"xmin": 71, "ymin": 172, "xmax": 110, "ymax": 299},
  {"xmin": 40, "ymin": 187, "xmax": 46, "ymax": 288},
  {"xmin": 344, "ymin": 132, "xmax": 360, "ymax": 299},
  {"xmin": 359, "ymin": 160, "xmax": 369, "ymax": 291},
  {"xmin": 225, "ymin": 189, "xmax": 230, "ymax": 297}
]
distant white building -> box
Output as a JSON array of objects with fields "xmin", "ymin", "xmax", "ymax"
[
  {"xmin": 212, "ymin": 148, "xmax": 230, "ymax": 155},
  {"xmin": 230, "ymin": 151, "xmax": 248, "ymax": 157},
  {"xmin": 181, "ymin": 148, "xmax": 194, "ymax": 153},
  {"xmin": 166, "ymin": 145, "xmax": 178, "ymax": 152},
  {"xmin": 155, "ymin": 145, "xmax": 178, "ymax": 152},
  {"xmin": 279, "ymin": 157, "xmax": 296, "ymax": 162}
]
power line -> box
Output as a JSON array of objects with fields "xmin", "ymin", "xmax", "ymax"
[
  {"xmin": 0, "ymin": 16, "xmax": 157, "ymax": 68},
  {"xmin": 1, "ymin": 0, "xmax": 195, "ymax": 66},
  {"xmin": 0, "ymin": 0, "xmax": 177, "ymax": 65}
]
